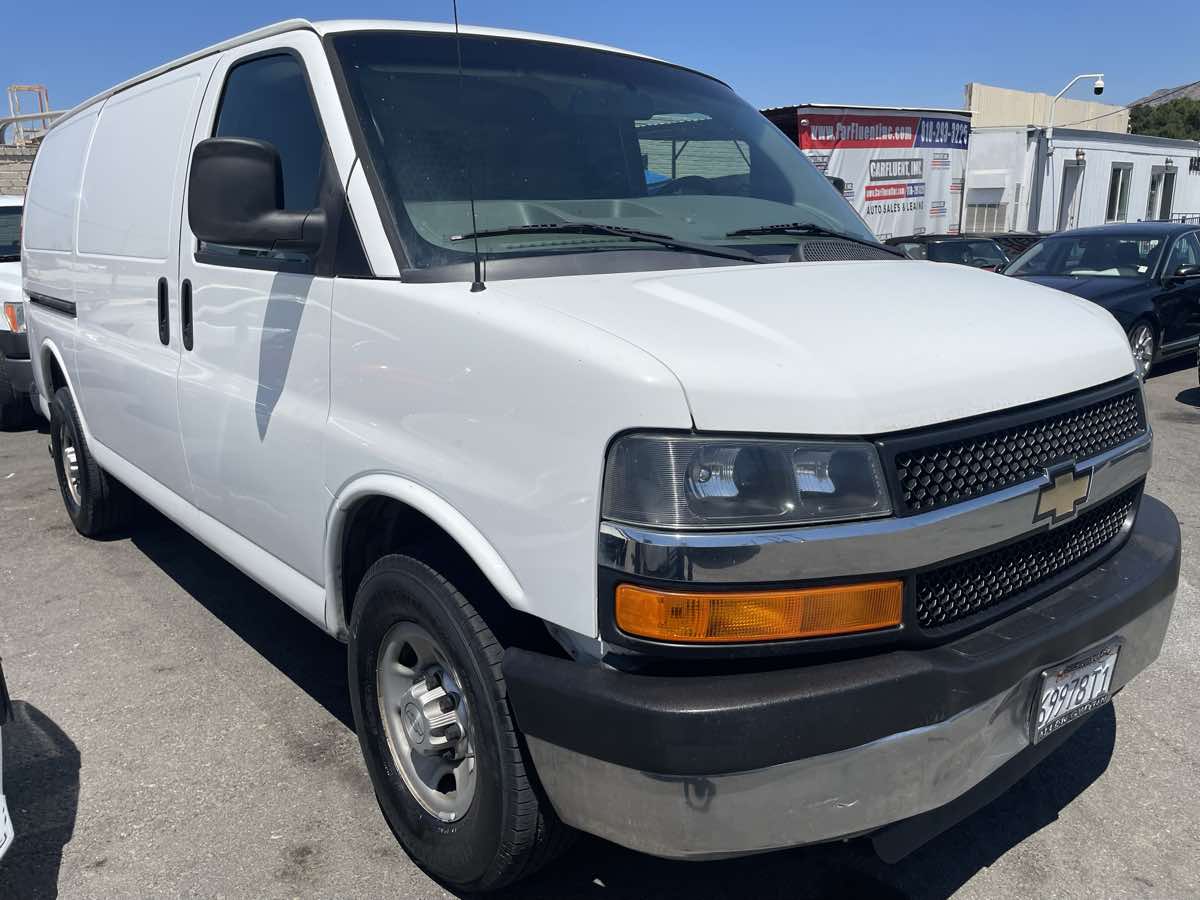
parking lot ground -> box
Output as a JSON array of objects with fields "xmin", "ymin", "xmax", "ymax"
[{"xmin": 0, "ymin": 360, "xmax": 1198, "ymax": 900}]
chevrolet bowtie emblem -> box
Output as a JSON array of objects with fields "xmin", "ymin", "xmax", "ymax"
[{"xmin": 1035, "ymin": 466, "xmax": 1092, "ymax": 525}]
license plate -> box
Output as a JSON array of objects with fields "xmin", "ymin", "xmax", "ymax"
[{"xmin": 1032, "ymin": 643, "xmax": 1120, "ymax": 744}]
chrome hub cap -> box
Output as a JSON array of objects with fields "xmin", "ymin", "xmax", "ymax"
[
  {"xmin": 60, "ymin": 425, "xmax": 82, "ymax": 506},
  {"xmin": 1130, "ymin": 325, "xmax": 1154, "ymax": 380},
  {"xmin": 377, "ymin": 622, "xmax": 476, "ymax": 821}
]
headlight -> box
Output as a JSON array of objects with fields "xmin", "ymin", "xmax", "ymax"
[
  {"xmin": 2, "ymin": 301, "xmax": 24, "ymax": 334},
  {"xmin": 601, "ymin": 434, "xmax": 892, "ymax": 529}
]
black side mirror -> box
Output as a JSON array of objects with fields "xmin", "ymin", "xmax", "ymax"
[
  {"xmin": 1169, "ymin": 263, "xmax": 1200, "ymax": 282},
  {"xmin": 188, "ymin": 137, "xmax": 325, "ymax": 251}
]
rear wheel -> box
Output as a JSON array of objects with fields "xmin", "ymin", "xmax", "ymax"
[
  {"xmin": 347, "ymin": 554, "xmax": 570, "ymax": 891},
  {"xmin": 1128, "ymin": 321, "xmax": 1156, "ymax": 380},
  {"xmin": 48, "ymin": 387, "xmax": 133, "ymax": 536}
]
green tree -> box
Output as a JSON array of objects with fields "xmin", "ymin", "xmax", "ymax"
[{"xmin": 1130, "ymin": 97, "xmax": 1200, "ymax": 140}]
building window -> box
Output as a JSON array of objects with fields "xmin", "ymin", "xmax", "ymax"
[
  {"xmin": 1106, "ymin": 165, "xmax": 1132, "ymax": 223},
  {"xmin": 1145, "ymin": 168, "xmax": 1176, "ymax": 221},
  {"xmin": 965, "ymin": 202, "xmax": 1007, "ymax": 232}
]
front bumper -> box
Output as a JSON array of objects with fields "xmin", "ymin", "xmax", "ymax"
[{"xmin": 505, "ymin": 494, "xmax": 1180, "ymax": 860}]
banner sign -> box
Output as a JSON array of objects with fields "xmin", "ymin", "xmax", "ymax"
[{"xmin": 795, "ymin": 108, "xmax": 970, "ymax": 239}]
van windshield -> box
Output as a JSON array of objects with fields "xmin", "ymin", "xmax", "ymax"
[
  {"xmin": 331, "ymin": 31, "xmax": 877, "ymax": 276},
  {"xmin": 0, "ymin": 206, "xmax": 21, "ymax": 261}
]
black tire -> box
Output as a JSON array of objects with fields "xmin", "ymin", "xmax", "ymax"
[
  {"xmin": 48, "ymin": 386, "xmax": 134, "ymax": 536},
  {"xmin": 348, "ymin": 554, "xmax": 571, "ymax": 892}
]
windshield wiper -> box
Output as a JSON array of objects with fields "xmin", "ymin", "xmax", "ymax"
[
  {"xmin": 0, "ymin": 254, "xmax": 18, "ymax": 262},
  {"xmin": 450, "ymin": 223, "xmax": 760, "ymax": 264},
  {"xmin": 726, "ymin": 222, "xmax": 906, "ymax": 258}
]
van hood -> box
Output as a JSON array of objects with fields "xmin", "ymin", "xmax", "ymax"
[{"xmin": 496, "ymin": 260, "xmax": 1135, "ymax": 435}]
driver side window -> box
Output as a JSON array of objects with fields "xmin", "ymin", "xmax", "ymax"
[
  {"xmin": 199, "ymin": 52, "xmax": 326, "ymax": 269},
  {"xmin": 1165, "ymin": 232, "xmax": 1200, "ymax": 274}
]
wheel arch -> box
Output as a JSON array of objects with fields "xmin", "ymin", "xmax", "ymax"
[
  {"xmin": 39, "ymin": 340, "xmax": 90, "ymax": 437},
  {"xmin": 324, "ymin": 474, "xmax": 528, "ymax": 639}
]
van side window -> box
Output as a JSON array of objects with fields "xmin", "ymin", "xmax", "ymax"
[{"xmin": 199, "ymin": 53, "xmax": 324, "ymax": 268}]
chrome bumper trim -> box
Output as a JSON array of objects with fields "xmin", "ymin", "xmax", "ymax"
[
  {"xmin": 527, "ymin": 590, "xmax": 1173, "ymax": 860},
  {"xmin": 599, "ymin": 432, "xmax": 1151, "ymax": 583}
]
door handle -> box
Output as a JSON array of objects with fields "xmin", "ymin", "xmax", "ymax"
[
  {"xmin": 181, "ymin": 279, "xmax": 194, "ymax": 351},
  {"xmin": 157, "ymin": 277, "xmax": 170, "ymax": 345}
]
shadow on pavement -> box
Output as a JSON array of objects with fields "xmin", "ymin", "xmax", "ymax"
[
  {"xmin": 1147, "ymin": 355, "xmax": 1194, "ymax": 380},
  {"xmin": 1176, "ymin": 387, "xmax": 1200, "ymax": 408},
  {"xmin": 496, "ymin": 705, "xmax": 1117, "ymax": 900},
  {"xmin": 0, "ymin": 702, "xmax": 81, "ymax": 900},
  {"xmin": 128, "ymin": 509, "xmax": 353, "ymax": 730}
]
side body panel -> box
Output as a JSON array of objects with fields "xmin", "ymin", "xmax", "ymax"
[
  {"xmin": 325, "ymin": 278, "xmax": 692, "ymax": 638},
  {"xmin": 72, "ymin": 58, "xmax": 217, "ymax": 495},
  {"xmin": 22, "ymin": 108, "xmax": 102, "ymax": 399}
]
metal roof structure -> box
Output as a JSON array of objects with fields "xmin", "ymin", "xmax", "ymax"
[{"xmin": 762, "ymin": 102, "xmax": 972, "ymax": 117}]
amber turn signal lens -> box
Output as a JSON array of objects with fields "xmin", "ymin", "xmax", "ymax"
[
  {"xmin": 2, "ymin": 302, "xmax": 21, "ymax": 334},
  {"xmin": 615, "ymin": 581, "xmax": 903, "ymax": 644}
]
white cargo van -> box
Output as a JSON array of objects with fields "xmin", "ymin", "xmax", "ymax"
[{"xmin": 22, "ymin": 19, "xmax": 1179, "ymax": 891}]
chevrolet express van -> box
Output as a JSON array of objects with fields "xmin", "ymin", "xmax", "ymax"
[{"xmin": 22, "ymin": 19, "xmax": 1180, "ymax": 891}]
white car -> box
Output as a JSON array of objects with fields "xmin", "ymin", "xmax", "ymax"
[
  {"xmin": 0, "ymin": 659, "xmax": 12, "ymax": 860},
  {"xmin": 0, "ymin": 195, "xmax": 34, "ymax": 427},
  {"xmin": 21, "ymin": 19, "xmax": 1180, "ymax": 892}
]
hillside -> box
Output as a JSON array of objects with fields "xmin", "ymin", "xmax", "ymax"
[{"xmin": 1133, "ymin": 81, "xmax": 1200, "ymax": 107}]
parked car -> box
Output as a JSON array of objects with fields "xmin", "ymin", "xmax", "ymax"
[
  {"xmin": 885, "ymin": 234, "xmax": 1010, "ymax": 270},
  {"xmin": 22, "ymin": 19, "xmax": 1179, "ymax": 892},
  {"xmin": 0, "ymin": 657, "xmax": 12, "ymax": 861},
  {"xmin": 988, "ymin": 231, "xmax": 1044, "ymax": 261},
  {"xmin": 1005, "ymin": 223, "xmax": 1200, "ymax": 378},
  {"xmin": 0, "ymin": 195, "xmax": 35, "ymax": 427}
]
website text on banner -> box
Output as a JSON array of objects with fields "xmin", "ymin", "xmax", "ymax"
[{"xmin": 798, "ymin": 110, "xmax": 970, "ymax": 239}]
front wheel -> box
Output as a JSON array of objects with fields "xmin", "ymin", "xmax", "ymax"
[
  {"xmin": 1128, "ymin": 321, "xmax": 1156, "ymax": 380},
  {"xmin": 347, "ymin": 554, "xmax": 570, "ymax": 891}
]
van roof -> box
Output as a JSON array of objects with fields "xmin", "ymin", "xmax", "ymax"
[
  {"xmin": 51, "ymin": 19, "xmax": 680, "ymax": 133},
  {"xmin": 0, "ymin": 195, "xmax": 22, "ymax": 207}
]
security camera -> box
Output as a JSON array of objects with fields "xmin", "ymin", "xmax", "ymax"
[{"xmin": 1093, "ymin": 76, "xmax": 1105, "ymax": 96}]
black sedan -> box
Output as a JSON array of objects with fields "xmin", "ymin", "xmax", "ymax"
[
  {"xmin": 885, "ymin": 234, "xmax": 1010, "ymax": 271},
  {"xmin": 1005, "ymin": 223, "xmax": 1200, "ymax": 378}
]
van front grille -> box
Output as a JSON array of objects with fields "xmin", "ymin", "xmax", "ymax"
[
  {"xmin": 914, "ymin": 485, "xmax": 1140, "ymax": 629},
  {"xmin": 894, "ymin": 389, "xmax": 1144, "ymax": 515}
]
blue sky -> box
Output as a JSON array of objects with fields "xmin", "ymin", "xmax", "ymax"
[{"xmin": 5, "ymin": 1, "xmax": 1196, "ymax": 115}]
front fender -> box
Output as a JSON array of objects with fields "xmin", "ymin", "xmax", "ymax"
[{"xmin": 323, "ymin": 473, "xmax": 526, "ymax": 637}]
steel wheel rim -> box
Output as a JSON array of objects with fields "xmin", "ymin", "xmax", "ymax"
[
  {"xmin": 376, "ymin": 621, "xmax": 477, "ymax": 821},
  {"xmin": 60, "ymin": 424, "xmax": 82, "ymax": 506},
  {"xmin": 1130, "ymin": 325, "xmax": 1154, "ymax": 380}
]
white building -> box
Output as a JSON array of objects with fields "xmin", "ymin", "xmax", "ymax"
[{"xmin": 964, "ymin": 126, "xmax": 1200, "ymax": 234}]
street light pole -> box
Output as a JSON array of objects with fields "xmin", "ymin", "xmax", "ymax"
[
  {"xmin": 1047, "ymin": 73, "xmax": 1105, "ymax": 156},
  {"xmin": 1042, "ymin": 73, "xmax": 1104, "ymax": 232}
]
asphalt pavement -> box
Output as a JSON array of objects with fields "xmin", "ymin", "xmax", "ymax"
[{"xmin": 0, "ymin": 359, "xmax": 1197, "ymax": 899}]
